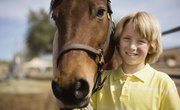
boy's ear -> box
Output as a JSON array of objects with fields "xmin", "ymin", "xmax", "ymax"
[
  {"xmin": 148, "ymin": 46, "xmax": 154, "ymax": 54},
  {"xmin": 148, "ymin": 51, "xmax": 152, "ymax": 54},
  {"xmin": 148, "ymin": 43, "xmax": 156, "ymax": 54}
]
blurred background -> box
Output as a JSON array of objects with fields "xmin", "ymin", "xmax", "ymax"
[{"xmin": 0, "ymin": 0, "xmax": 179, "ymax": 110}]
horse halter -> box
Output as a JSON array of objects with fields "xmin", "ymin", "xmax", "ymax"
[{"xmin": 55, "ymin": 0, "xmax": 114, "ymax": 95}]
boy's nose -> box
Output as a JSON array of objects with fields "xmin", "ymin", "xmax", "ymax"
[{"xmin": 129, "ymin": 42, "xmax": 137, "ymax": 51}]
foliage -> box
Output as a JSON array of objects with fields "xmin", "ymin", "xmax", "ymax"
[{"xmin": 26, "ymin": 9, "xmax": 56, "ymax": 59}]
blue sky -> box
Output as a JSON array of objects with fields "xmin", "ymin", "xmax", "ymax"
[{"xmin": 0, "ymin": 0, "xmax": 180, "ymax": 61}]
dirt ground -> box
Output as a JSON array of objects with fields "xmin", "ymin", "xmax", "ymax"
[{"xmin": 0, "ymin": 79, "xmax": 59, "ymax": 110}]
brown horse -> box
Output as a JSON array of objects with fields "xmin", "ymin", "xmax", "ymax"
[{"xmin": 50, "ymin": 0, "xmax": 119, "ymax": 109}]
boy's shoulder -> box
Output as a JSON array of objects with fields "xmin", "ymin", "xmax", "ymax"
[
  {"xmin": 153, "ymin": 68, "xmax": 171, "ymax": 79},
  {"xmin": 151, "ymin": 67, "xmax": 174, "ymax": 85},
  {"xmin": 102, "ymin": 67, "xmax": 121, "ymax": 81},
  {"xmin": 102, "ymin": 69, "xmax": 112, "ymax": 78}
]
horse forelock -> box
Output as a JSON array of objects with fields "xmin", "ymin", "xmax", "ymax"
[
  {"xmin": 50, "ymin": 0, "xmax": 113, "ymax": 14},
  {"xmin": 50, "ymin": 0, "xmax": 62, "ymax": 12},
  {"xmin": 55, "ymin": 1, "xmax": 90, "ymax": 46}
]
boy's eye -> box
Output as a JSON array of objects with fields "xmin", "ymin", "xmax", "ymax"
[
  {"xmin": 138, "ymin": 40, "xmax": 147, "ymax": 44},
  {"xmin": 123, "ymin": 37, "xmax": 130, "ymax": 41}
]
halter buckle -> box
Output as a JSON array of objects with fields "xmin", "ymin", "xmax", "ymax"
[{"xmin": 96, "ymin": 49, "xmax": 104, "ymax": 66}]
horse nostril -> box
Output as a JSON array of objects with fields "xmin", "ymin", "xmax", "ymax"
[
  {"xmin": 73, "ymin": 79, "xmax": 89, "ymax": 99},
  {"xmin": 51, "ymin": 80, "xmax": 62, "ymax": 100},
  {"xmin": 74, "ymin": 81, "xmax": 83, "ymax": 99}
]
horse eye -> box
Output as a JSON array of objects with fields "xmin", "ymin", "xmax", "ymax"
[{"xmin": 96, "ymin": 8, "xmax": 105, "ymax": 17}]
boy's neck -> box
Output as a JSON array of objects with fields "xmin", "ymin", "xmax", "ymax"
[{"xmin": 122, "ymin": 63, "xmax": 146, "ymax": 74}]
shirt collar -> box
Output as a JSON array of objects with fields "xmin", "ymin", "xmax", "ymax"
[
  {"xmin": 133, "ymin": 64, "xmax": 154, "ymax": 82},
  {"xmin": 113, "ymin": 64, "xmax": 154, "ymax": 83}
]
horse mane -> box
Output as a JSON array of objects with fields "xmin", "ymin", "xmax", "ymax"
[{"xmin": 107, "ymin": 0, "xmax": 113, "ymax": 15}]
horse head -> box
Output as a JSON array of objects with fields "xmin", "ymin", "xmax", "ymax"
[{"xmin": 50, "ymin": 0, "xmax": 115, "ymax": 109}]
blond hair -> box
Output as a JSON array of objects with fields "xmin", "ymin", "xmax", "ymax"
[{"xmin": 114, "ymin": 11, "xmax": 162, "ymax": 64}]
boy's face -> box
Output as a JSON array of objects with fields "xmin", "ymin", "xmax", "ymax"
[{"xmin": 118, "ymin": 21, "xmax": 150, "ymax": 68}]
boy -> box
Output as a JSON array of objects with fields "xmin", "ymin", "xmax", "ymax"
[{"xmin": 91, "ymin": 11, "xmax": 180, "ymax": 110}]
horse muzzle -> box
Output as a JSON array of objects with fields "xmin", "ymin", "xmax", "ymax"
[{"xmin": 51, "ymin": 79, "xmax": 90, "ymax": 109}]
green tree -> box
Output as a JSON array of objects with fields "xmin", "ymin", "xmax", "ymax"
[{"xmin": 26, "ymin": 9, "xmax": 56, "ymax": 59}]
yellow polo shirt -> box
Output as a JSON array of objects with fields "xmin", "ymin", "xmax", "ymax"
[{"xmin": 91, "ymin": 64, "xmax": 180, "ymax": 110}]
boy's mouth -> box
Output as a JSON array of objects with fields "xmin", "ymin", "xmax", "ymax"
[{"xmin": 126, "ymin": 52, "xmax": 138, "ymax": 57}]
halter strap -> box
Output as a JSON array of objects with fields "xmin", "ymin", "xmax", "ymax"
[{"xmin": 56, "ymin": 44, "xmax": 102, "ymax": 67}]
